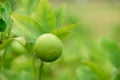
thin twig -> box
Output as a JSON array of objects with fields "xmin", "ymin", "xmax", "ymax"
[
  {"xmin": 32, "ymin": 54, "xmax": 38, "ymax": 80},
  {"xmin": 1, "ymin": 24, "xmax": 12, "ymax": 71},
  {"xmin": 39, "ymin": 60, "xmax": 44, "ymax": 80}
]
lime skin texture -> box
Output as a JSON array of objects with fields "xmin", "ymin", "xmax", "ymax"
[{"xmin": 34, "ymin": 34, "xmax": 63, "ymax": 62}]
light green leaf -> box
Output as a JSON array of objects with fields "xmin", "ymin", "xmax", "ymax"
[
  {"xmin": 4, "ymin": 1, "xmax": 11, "ymax": 11},
  {"xmin": 55, "ymin": 5, "xmax": 66, "ymax": 28},
  {"xmin": 76, "ymin": 66, "xmax": 98, "ymax": 80},
  {"xmin": 27, "ymin": 0, "xmax": 39, "ymax": 14},
  {"xmin": 101, "ymin": 39, "xmax": 120, "ymax": 68},
  {"xmin": 21, "ymin": 0, "xmax": 29, "ymax": 7},
  {"xmin": 85, "ymin": 40, "xmax": 107, "ymax": 64},
  {"xmin": 34, "ymin": 0, "xmax": 56, "ymax": 32},
  {"xmin": 51, "ymin": 23, "xmax": 79, "ymax": 39},
  {"xmin": 11, "ymin": 14, "xmax": 42, "ymax": 40},
  {"xmin": 0, "ymin": 3, "xmax": 2, "ymax": 8},
  {"xmin": 11, "ymin": 26, "xmax": 34, "ymax": 42},
  {"xmin": 3, "ymin": 1, "xmax": 11, "ymax": 27},
  {"xmin": 0, "ymin": 38, "xmax": 13, "ymax": 50},
  {"xmin": 82, "ymin": 61, "xmax": 111, "ymax": 80}
]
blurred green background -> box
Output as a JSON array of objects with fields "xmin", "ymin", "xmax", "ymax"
[{"xmin": 1, "ymin": 0, "xmax": 120, "ymax": 80}]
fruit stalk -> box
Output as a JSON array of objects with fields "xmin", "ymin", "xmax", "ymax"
[
  {"xmin": 39, "ymin": 60, "xmax": 44, "ymax": 80},
  {"xmin": 1, "ymin": 24, "xmax": 12, "ymax": 71}
]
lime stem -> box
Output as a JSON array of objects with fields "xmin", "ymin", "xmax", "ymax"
[
  {"xmin": 33, "ymin": 54, "xmax": 37, "ymax": 80},
  {"xmin": 1, "ymin": 24, "xmax": 12, "ymax": 72},
  {"xmin": 39, "ymin": 60, "xmax": 44, "ymax": 80}
]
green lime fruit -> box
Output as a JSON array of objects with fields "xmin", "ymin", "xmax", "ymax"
[
  {"xmin": 10, "ymin": 40, "xmax": 27, "ymax": 55},
  {"xmin": 34, "ymin": 34, "xmax": 63, "ymax": 62},
  {"xmin": 15, "ymin": 37, "xmax": 26, "ymax": 46},
  {"xmin": 0, "ymin": 19, "xmax": 7, "ymax": 32},
  {"xmin": 11, "ymin": 55, "xmax": 32, "ymax": 72}
]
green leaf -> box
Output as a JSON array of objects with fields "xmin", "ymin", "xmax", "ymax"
[
  {"xmin": 55, "ymin": 5, "xmax": 66, "ymax": 28},
  {"xmin": 4, "ymin": 1, "xmax": 11, "ymax": 11},
  {"xmin": 0, "ymin": 3, "xmax": 5, "ymax": 16},
  {"xmin": 85, "ymin": 40, "xmax": 107, "ymax": 64},
  {"xmin": 114, "ymin": 71, "xmax": 120, "ymax": 80},
  {"xmin": 0, "ymin": 38, "xmax": 13, "ymax": 50},
  {"xmin": 27, "ymin": 0, "xmax": 39, "ymax": 14},
  {"xmin": 82, "ymin": 61, "xmax": 111, "ymax": 80},
  {"xmin": 20, "ymin": 0, "xmax": 29, "ymax": 7},
  {"xmin": 0, "ymin": 18, "xmax": 7, "ymax": 32},
  {"xmin": 34, "ymin": 0, "xmax": 56, "ymax": 32},
  {"xmin": 0, "ymin": 8, "xmax": 5, "ymax": 16},
  {"xmin": 51, "ymin": 23, "xmax": 79, "ymax": 39},
  {"xmin": 3, "ymin": 1, "xmax": 11, "ymax": 27},
  {"xmin": 11, "ymin": 14, "xmax": 42, "ymax": 40},
  {"xmin": 76, "ymin": 66, "xmax": 98, "ymax": 80},
  {"xmin": 11, "ymin": 26, "xmax": 34, "ymax": 43},
  {"xmin": 0, "ymin": 3, "xmax": 2, "ymax": 8},
  {"xmin": 101, "ymin": 39, "xmax": 120, "ymax": 68}
]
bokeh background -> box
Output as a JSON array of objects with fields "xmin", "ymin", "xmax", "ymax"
[{"xmin": 1, "ymin": 0, "xmax": 120, "ymax": 80}]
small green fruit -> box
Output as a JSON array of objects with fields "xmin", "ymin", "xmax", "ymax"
[
  {"xmin": 15, "ymin": 37, "xmax": 26, "ymax": 46},
  {"xmin": 34, "ymin": 34, "xmax": 63, "ymax": 62},
  {"xmin": 10, "ymin": 40, "xmax": 27, "ymax": 55},
  {"xmin": 11, "ymin": 55, "xmax": 32, "ymax": 72}
]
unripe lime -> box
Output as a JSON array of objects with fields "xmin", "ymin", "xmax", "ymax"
[
  {"xmin": 11, "ymin": 55, "xmax": 32, "ymax": 72},
  {"xmin": 10, "ymin": 40, "xmax": 27, "ymax": 55},
  {"xmin": 15, "ymin": 37, "xmax": 26, "ymax": 46},
  {"xmin": 34, "ymin": 34, "xmax": 63, "ymax": 62}
]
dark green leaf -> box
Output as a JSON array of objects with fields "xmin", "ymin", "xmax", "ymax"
[
  {"xmin": 11, "ymin": 14, "xmax": 42, "ymax": 40},
  {"xmin": 114, "ymin": 71, "xmax": 120, "ymax": 80},
  {"xmin": 34, "ymin": 0, "xmax": 56, "ymax": 32},
  {"xmin": 51, "ymin": 23, "xmax": 79, "ymax": 39},
  {"xmin": 0, "ymin": 3, "xmax": 5, "ymax": 16},
  {"xmin": 0, "ymin": 18, "xmax": 7, "ymax": 32},
  {"xmin": 0, "ymin": 8, "xmax": 5, "ymax": 15},
  {"xmin": 55, "ymin": 5, "xmax": 66, "ymax": 28}
]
